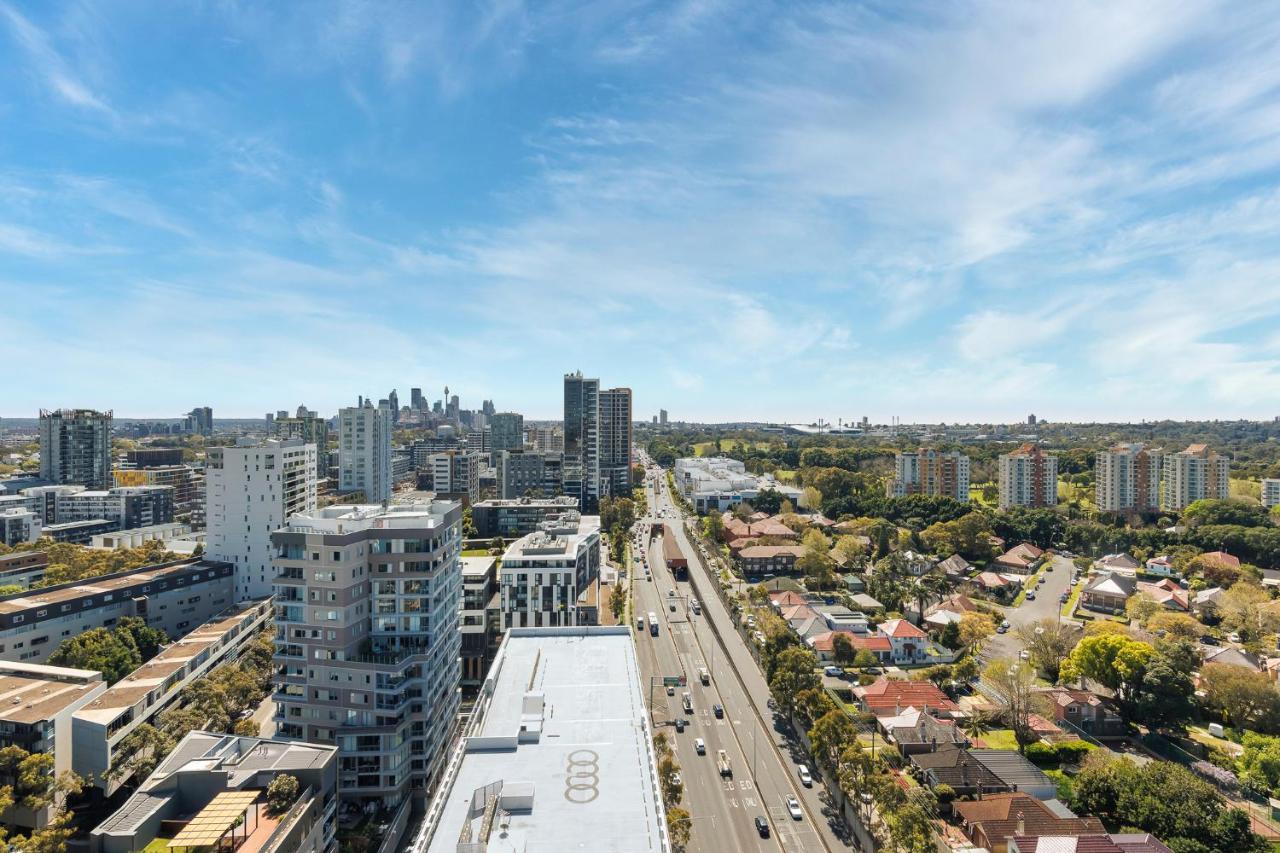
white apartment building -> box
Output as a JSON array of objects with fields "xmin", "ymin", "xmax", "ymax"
[
  {"xmin": 271, "ymin": 501, "xmax": 463, "ymax": 814},
  {"xmin": 886, "ymin": 449, "xmax": 970, "ymax": 502},
  {"xmin": 1263, "ymin": 478, "xmax": 1280, "ymax": 509},
  {"xmin": 672, "ymin": 456, "xmax": 803, "ymax": 513},
  {"xmin": 1096, "ymin": 443, "xmax": 1164, "ymax": 513},
  {"xmin": 427, "ymin": 451, "xmax": 481, "ymax": 503},
  {"xmin": 1162, "ymin": 443, "xmax": 1230, "ymax": 511},
  {"xmin": 339, "ymin": 401, "xmax": 393, "ymax": 502},
  {"xmin": 0, "ymin": 508, "xmax": 41, "ymax": 547},
  {"xmin": 998, "ymin": 444, "xmax": 1059, "ymax": 509},
  {"xmin": 206, "ymin": 438, "xmax": 317, "ymax": 601},
  {"xmin": 500, "ymin": 513, "xmax": 601, "ymax": 629}
]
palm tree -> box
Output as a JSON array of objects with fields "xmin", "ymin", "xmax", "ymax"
[
  {"xmin": 961, "ymin": 712, "xmax": 991, "ymax": 742},
  {"xmin": 913, "ymin": 570, "xmax": 951, "ymax": 625}
]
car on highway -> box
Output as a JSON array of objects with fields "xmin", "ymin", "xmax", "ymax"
[
  {"xmin": 637, "ymin": 617, "xmax": 645, "ymax": 630},
  {"xmin": 798, "ymin": 765, "xmax": 813, "ymax": 787},
  {"xmin": 667, "ymin": 589, "xmax": 675, "ymax": 597},
  {"xmin": 666, "ymin": 685, "xmax": 675, "ymax": 696},
  {"xmin": 699, "ymin": 668, "xmax": 710, "ymax": 685},
  {"xmin": 694, "ymin": 738, "xmax": 705, "ymax": 755},
  {"xmin": 1060, "ymin": 592, "xmax": 1070, "ymax": 603},
  {"xmin": 682, "ymin": 693, "xmax": 693, "ymax": 713},
  {"xmin": 713, "ymin": 704, "xmax": 724, "ymax": 718},
  {"xmin": 675, "ymin": 718, "xmax": 686, "ymax": 733},
  {"xmin": 755, "ymin": 816, "xmax": 770, "ymax": 838},
  {"xmin": 787, "ymin": 796, "xmax": 803, "ymax": 820}
]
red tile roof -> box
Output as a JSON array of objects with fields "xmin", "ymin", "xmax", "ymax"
[
  {"xmin": 859, "ymin": 678, "xmax": 957, "ymax": 713},
  {"xmin": 769, "ymin": 591, "xmax": 808, "ymax": 608},
  {"xmin": 1201, "ymin": 550, "xmax": 1240, "ymax": 568},
  {"xmin": 879, "ymin": 618, "xmax": 928, "ymax": 639}
]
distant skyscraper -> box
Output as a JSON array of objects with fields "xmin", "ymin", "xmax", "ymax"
[
  {"xmin": 339, "ymin": 400, "xmax": 393, "ymax": 502},
  {"xmin": 275, "ymin": 411, "xmax": 331, "ymax": 483},
  {"xmin": 411, "ymin": 387, "xmax": 424, "ymax": 411},
  {"xmin": 482, "ymin": 399, "xmax": 496, "ymax": 417},
  {"xmin": 265, "ymin": 412, "xmax": 274, "ymax": 426},
  {"xmin": 207, "ymin": 438, "xmax": 317, "ymax": 600},
  {"xmin": 659, "ymin": 409, "xmax": 668, "ymax": 426},
  {"xmin": 388, "ymin": 389, "xmax": 400, "ymax": 423},
  {"xmin": 447, "ymin": 395, "xmax": 460, "ymax": 420},
  {"xmin": 563, "ymin": 372, "xmax": 601, "ymax": 511},
  {"xmin": 599, "ymin": 388, "xmax": 633, "ymax": 499},
  {"xmin": 1162, "ymin": 444, "xmax": 1229, "ymax": 511},
  {"xmin": 39, "ymin": 408, "xmax": 113, "ymax": 490},
  {"xmin": 887, "ymin": 448, "xmax": 970, "ymax": 501},
  {"xmin": 489, "ymin": 412, "xmax": 524, "ymax": 460},
  {"xmin": 185, "ymin": 406, "xmax": 214, "ymax": 436},
  {"xmin": 1027, "ymin": 413, "xmax": 1037, "ymax": 426}
]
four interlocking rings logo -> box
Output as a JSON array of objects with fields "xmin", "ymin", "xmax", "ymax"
[{"xmin": 564, "ymin": 749, "xmax": 600, "ymax": 803}]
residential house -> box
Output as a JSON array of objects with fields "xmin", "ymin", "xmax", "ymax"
[
  {"xmin": 840, "ymin": 573, "xmax": 867, "ymax": 594},
  {"xmin": 1094, "ymin": 553, "xmax": 1140, "ymax": 576},
  {"xmin": 813, "ymin": 605, "xmax": 871, "ymax": 634},
  {"xmin": 901, "ymin": 550, "xmax": 938, "ymax": 576},
  {"xmin": 925, "ymin": 609, "xmax": 964, "ymax": 630},
  {"xmin": 1262, "ymin": 569, "xmax": 1280, "ymax": 590},
  {"xmin": 954, "ymin": 793, "xmax": 1105, "ymax": 853},
  {"xmin": 929, "ymin": 593, "xmax": 979, "ymax": 616},
  {"xmin": 768, "ymin": 590, "xmax": 809, "ymax": 610},
  {"xmin": 995, "ymin": 543, "xmax": 1044, "ymax": 574},
  {"xmin": 1202, "ymin": 647, "xmax": 1262, "ymax": 672},
  {"xmin": 856, "ymin": 678, "xmax": 959, "ymax": 718},
  {"xmin": 738, "ymin": 545, "xmax": 805, "ymax": 576},
  {"xmin": 880, "ymin": 708, "xmax": 967, "ymax": 755},
  {"xmin": 1194, "ymin": 586, "xmax": 1225, "ymax": 615},
  {"xmin": 938, "ymin": 554, "xmax": 973, "ymax": 579},
  {"xmin": 879, "ymin": 618, "xmax": 931, "ymax": 664},
  {"xmin": 970, "ymin": 750, "xmax": 1058, "ymax": 800},
  {"xmin": 1035, "ymin": 687, "xmax": 1126, "ymax": 737},
  {"xmin": 1144, "ymin": 555, "xmax": 1178, "ymax": 577},
  {"xmin": 1008, "ymin": 834, "xmax": 1174, "ymax": 853},
  {"xmin": 1080, "ymin": 573, "xmax": 1136, "ymax": 614},
  {"xmin": 1200, "ymin": 551, "xmax": 1240, "ymax": 570},
  {"xmin": 909, "ymin": 744, "xmax": 1008, "ymax": 797},
  {"xmin": 849, "ymin": 593, "xmax": 884, "ymax": 612},
  {"xmin": 1137, "ymin": 578, "xmax": 1188, "ymax": 611},
  {"xmin": 808, "ymin": 631, "xmax": 891, "ymax": 665}
]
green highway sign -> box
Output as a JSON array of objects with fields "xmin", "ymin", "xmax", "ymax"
[{"xmin": 663, "ymin": 676, "xmax": 687, "ymax": 687}]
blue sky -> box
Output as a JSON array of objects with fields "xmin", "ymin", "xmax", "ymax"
[{"xmin": 2, "ymin": 1, "xmax": 1280, "ymax": 423}]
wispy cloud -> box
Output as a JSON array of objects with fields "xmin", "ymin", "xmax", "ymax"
[{"xmin": 0, "ymin": 2, "xmax": 112, "ymax": 114}]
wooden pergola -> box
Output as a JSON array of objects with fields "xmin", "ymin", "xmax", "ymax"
[{"xmin": 167, "ymin": 790, "xmax": 260, "ymax": 852}]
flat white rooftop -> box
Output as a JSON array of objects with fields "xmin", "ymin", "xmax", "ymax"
[{"xmin": 419, "ymin": 627, "xmax": 667, "ymax": 853}]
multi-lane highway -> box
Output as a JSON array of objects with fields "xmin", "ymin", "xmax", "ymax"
[{"xmin": 631, "ymin": 464, "xmax": 852, "ymax": 853}]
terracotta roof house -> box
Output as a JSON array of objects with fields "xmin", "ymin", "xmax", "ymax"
[
  {"xmin": 879, "ymin": 618, "xmax": 932, "ymax": 664},
  {"xmin": 1009, "ymin": 834, "xmax": 1173, "ymax": 853},
  {"xmin": 909, "ymin": 744, "xmax": 1008, "ymax": 796},
  {"xmin": 1144, "ymin": 555, "xmax": 1178, "ymax": 577},
  {"xmin": 726, "ymin": 536, "xmax": 759, "ymax": 554},
  {"xmin": 1201, "ymin": 550, "xmax": 1240, "ymax": 569},
  {"xmin": 995, "ymin": 543, "xmax": 1045, "ymax": 574},
  {"xmin": 857, "ymin": 678, "xmax": 958, "ymax": 717},
  {"xmin": 1136, "ymin": 578, "xmax": 1188, "ymax": 611},
  {"xmin": 1094, "ymin": 553, "xmax": 1140, "ymax": 575},
  {"xmin": 954, "ymin": 792, "xmax": 1105, "ymax": 853},
  {"xmin": 738, "ymin": 544, "xmax": 805, "ymax": 575},
  {"xmin": 1034, "ymin": 687, "xmax": 1125, "ymax": 737},
  {"xmin": 769, "ymin": 590, "xmax": 809, "ymax": 609},
  {"xmin": 976, "ymin": 571, "xmax": 1011, "ymax": 590},
  {"xmin": 939, "ymin": 554, "xmax": 973, "ymax": 578},
  {"xmin": 1080, "ymin": 573, "xmax": 1135, "ymax": 614},
  {"xmin": 929, "ymin": 593, "xmax": 979, "ymax": 616}
]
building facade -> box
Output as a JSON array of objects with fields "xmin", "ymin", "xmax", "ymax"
[
  {"xmin": 563, "ymin": 372, "xmax": 600, "ymax": 512},
  {"xmin": 1161, "ymin": 443, "xmax": 1230, "ymax": 511},
  {"xmin": 887, "ymin": 449, "xmax": 970, "ymax": 501},
  {"xmin": 0, "ymin": 558, "xmax": 235, "ymax": 664},
  {"xmin": 0, "ymin": 509, "xmax": 41, "ymax": 547},
  {"xmin": 494, "ymin": 451, "xmax": 563, "ymax": 500},
  {"xmin": 998, "ymin": 444, "xmax": 1058, "ymax": 509},
  {"xmin": 275, "ymin": 415, "xmax": 331, "ymax": 484},
  {"xmin": 459, "ymin": 556, "xmax": 501, "ymax": 690},
  {"xmin": 339, "ymin": 401, "xmax": 393, "ymax": 502},
  {"xmin": 1264, "ymin": 478, "xmax": 1280, "ymax": 509},
  {"xmin": 1096, "ymin": 443, "xmax": 1164, "ymax": 513},
  {"xmin": 207, "ymin": 439, "xmax": 318, "ymax": 601},
  {"xmin": 427, "ymin": 451, "xmax": 481, "ymax": 504},
  {"xmin": 39, "ymin": 408, "xmax": 113, "ymax": 490},
  {"xmin": 470, "ymin": 497, "xmax": 582, "ymax": 539},
  {"xmin": 599, "ymin": 387, "xmax": 633, "ymax": 500},
  {"xmin": 271, "ymin": 501, "xmax": 462, "ymax": 812},
  {"xmin": 499, "ymin": 513, "xmax": 601, "ymax": 628},
  {"xmin": 112, "ymin": 466, "xmax": 199, "ymax": 515},
  {"xmin": 489, "ymin": 412, "xmax": 524, "ymax": 462}
]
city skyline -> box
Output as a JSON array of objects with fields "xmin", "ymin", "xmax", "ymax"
[{"xmin": 3, "ymin": 3, "xmax": 1280, "ymax": 421}]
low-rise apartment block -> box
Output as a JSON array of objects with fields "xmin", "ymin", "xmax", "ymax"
[
  {"xmin": 460, "ymin": 556, "xmax": 501, "ymax": 690},
  {"xmin": 0, "ymin": 557, "xmax": 235, "ymax": 664},
  {"xmin": 72, "ymin": 599, "xmax": 272, "ymax": 795},
  {"xmin": 0, "ymin": 508, "xmax": 41, "ymax": 547},
  {"xmin": 887, "ymin": 448, "xmax": 970, "ymax": 501},
  {"xmin": 426, "ymin": 450, "xmax": 481, "ymax": 504},
  {"xmin": 0, "ymin": 661, "xmax": 105, "ymax": 830},
  {"xmin": 1264, "ymin": 478, "xmax": 1280, "ymax": 509},
  {"xmin": 0, "ymin": 550, "xmax": 49, "ymax": 589},
  {"xmin": 499, "ymin": 513, "xmax": 601, "ymax": 629},
  {"xmin": 470, "ymin": 496, "xmax": 581, "ymax": 539},
  {"xmin": 91, "ymin": 731, "xmax": 338, "ymax": 853},
  {"xmin": 271, "ymin": 501, "xmax": 462, "ymax": 818},
  {"xmin": 1162, "ymin": 443, "xmax": 1230, "ymax": 511},
  {"xmin": 672, "ymin": 456, "xmax": 803, "ymax": 513},
  {"xmin": 998, "ymin": 444, "xmax": 1058, "ymax": 509},
  {"xmin": 410, "ymin": 627, "xmax": 668, "ymax": 853},
  {"xmin": 494, "ymin": 450, "xmax": 563, "ymax": 499}
]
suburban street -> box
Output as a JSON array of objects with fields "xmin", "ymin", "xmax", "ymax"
[
  {"xmin": 981, "ymin": 554, "xmax": 1076, "ymax": 662},
  {"xmin": 634, "ymin": 466, "xmax": 852, "ymax": 853}
]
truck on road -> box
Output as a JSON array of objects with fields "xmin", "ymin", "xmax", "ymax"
[{"xmin": 717, "ymin": 749, "xmax": 732, "ymax": 777}]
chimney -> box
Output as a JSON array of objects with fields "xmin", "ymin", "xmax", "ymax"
[{"xmin": 1016, "ymin": 811, "xmax": 1025, "ymax": 836}]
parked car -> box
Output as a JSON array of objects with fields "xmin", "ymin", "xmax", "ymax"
[
  {"xmin": 1060, "ymin": 592, "xmax": 1070, "ymax": 603},
  {"xmin": 787, "ymin": 797, "xmax": 803, "ymax": 820},
  {"xmin": 824, "ymin": 665, "xmax": 843, "ymax": 677},
  {"xmin": 1001, "ymin": 619, "xmax": 1010, "ymax": 629},
  {"xmin": 996, "ymin": 624, "xmax": 1008, "ymax": 634},
  {"xmin": 1026, "ymin": 591, "xmax": 1036, "ymax": 600},
  {"xmin": 755, "ymin": 816, "xmax": 770, "ymax": 838},
  {"xmin": 798, "ymin": 765, "xmax": 813, "ymax": 787}
]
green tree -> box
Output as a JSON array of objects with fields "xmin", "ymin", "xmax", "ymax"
[
  {"xmin": 983, "ymin": 659, "xmax": 1041, "ymax": 751},
  {"xmin": 769, "ymin": 646, "xmax": 821, "ymax": 718},
  {"xmin": 106, "ymin": 724, "xmax": 175, "ymax": 785},
  {"xmin": 809, "ymin": 709, "xmax": 858, "ymax": 773},
  {"xmin": 832, "ymin": 633, "xmax": 856, "ymax": 666},
  {"xmin": 852, "ymin": 648, "xmax": 879, "ymax": 670},
  {"xmin": 886, "ymin": 792, "xmax": 938, "ymax": 853},
  {"xmin": 1125, "ymin": 592, "xmax": 1161, "ymax": 625},
  {"xmin": 666, "ymin": 807, "xmax": 692, "ymax": 850},
  {"xmin": 266, "ymin": 773, "xmax": 300, "ymax": 817},
  {"xmin": 797, "ymin": 528, "xmax": 837, "ymax": 590},
  {"xmin": 658, "ymin": 755, "xmax": 683, "ymax": 809},
  {"xmin": 1200, "ymin": 664, "xmax": 1280, "ymax": 732},
  {"xmin": 609, "ymin": 582, "xmax": 627, "ymax": 622},
  {"xmin": 1061, "ymin": 633, "xmax": 1155, "ymax": 717},
  {"xmin": 48, "ymin": 627, "xmax": 143, "ymax": 685},
  {"xmin": 1014, "ymin": 618, "xmax": 1079, "ymax": 682},
  {"xmin": 957, "ymin": 612, "xmax": 996, "ymax": 653},
  {"xmin": 795, "ymin": 688, "xmax": 839, "ymax": 730}
]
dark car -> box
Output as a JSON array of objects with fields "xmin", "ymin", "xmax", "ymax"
[
  {"xmin": 755, "ymin": 816, "xmax": 770, "ymax": 838},
  {"xmin": 713, "ymin": 704, "xmax": 724, "ymax": 719},
  {"xmin": 674, "ymin": 718, "xmax": 686, "ymax": 733}
]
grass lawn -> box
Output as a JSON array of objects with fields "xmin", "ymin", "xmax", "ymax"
[
  {"xmin": 142, "ymin": 840, "xmax": 173, "ymax": 853},
  {"xmin": 1061, "ymin": 580, "xmax": 1084, "ymax": 617},
  {"xmin": 460, "ymin": 549, "xmax": 492, "ymax": 557},
  {"xmin": 774, "ymin": 469, "xmax": 798, "ymax": 483},
  {"xmin": 1188, "ymin": 726, "xmax": 1243, "ymax": 756},
  {"xmin": 975, "ymin": 729, "xmax": 1020, "ymax": 750}
]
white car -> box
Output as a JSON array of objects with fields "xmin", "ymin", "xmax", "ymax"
[
  {"xmin": 694, "ymin": 738, "xmax": 706, "ymax": 755},
  {"xmin": 1019, "ymin": 650, "xmax": 1031, "ymax": 661},
  {"xmin": 786, "ymin": 796, "xmax": 803, "ymax": 820},
  {"xmin": 797, "ymin": 765, "xmax": 813, "ymax": 787}
]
